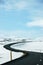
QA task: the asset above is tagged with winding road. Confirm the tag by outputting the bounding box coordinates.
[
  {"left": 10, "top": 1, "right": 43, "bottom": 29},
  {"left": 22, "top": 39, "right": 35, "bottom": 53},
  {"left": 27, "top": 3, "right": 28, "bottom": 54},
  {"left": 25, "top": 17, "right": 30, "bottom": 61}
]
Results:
[{"left": 2, "top": 42, "right": 43, "bottom": 65}]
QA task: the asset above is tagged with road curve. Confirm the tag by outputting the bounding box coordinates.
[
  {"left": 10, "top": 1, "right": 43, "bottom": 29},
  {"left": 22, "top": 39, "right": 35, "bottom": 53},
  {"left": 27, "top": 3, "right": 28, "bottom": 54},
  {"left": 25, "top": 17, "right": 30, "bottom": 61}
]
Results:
[{"left": 2, "top": 42, "right": 43, "bottom": 65}]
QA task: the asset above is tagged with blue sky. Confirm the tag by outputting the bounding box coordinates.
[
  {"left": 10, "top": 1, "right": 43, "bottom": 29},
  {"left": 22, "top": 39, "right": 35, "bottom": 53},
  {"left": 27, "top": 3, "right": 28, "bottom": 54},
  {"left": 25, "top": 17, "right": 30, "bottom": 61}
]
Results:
[{"left": 0, "top": 0, "right": 43, "bottom": 39}]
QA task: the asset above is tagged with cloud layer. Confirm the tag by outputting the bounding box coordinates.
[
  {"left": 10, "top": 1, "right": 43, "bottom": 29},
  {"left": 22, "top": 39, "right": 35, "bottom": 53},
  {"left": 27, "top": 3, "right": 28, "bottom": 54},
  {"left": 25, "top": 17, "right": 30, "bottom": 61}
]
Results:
[
  {"left": 0, "top": 0, "right": 27, "bottom": 10},
  {"left": 26, "top": 19, "right": 43, "bottom": 27}
]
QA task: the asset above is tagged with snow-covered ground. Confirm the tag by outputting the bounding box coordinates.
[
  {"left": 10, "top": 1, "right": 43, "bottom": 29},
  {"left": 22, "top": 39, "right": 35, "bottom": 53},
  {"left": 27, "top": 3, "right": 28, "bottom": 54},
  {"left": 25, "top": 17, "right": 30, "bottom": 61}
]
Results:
[
  {"left": 0, "top": 44, "right": 23, "bottom": 64},
  {"left": 11, "top": 42, "right": 43, "bottom": 53}
]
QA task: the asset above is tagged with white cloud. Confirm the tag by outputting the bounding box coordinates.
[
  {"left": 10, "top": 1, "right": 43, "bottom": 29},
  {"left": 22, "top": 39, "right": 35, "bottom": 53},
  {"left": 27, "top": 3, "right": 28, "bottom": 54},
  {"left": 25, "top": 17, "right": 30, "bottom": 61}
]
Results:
[
  {"left": 0, "top": 30, "right": 43, "bottom": 40},
  {"left": 0, "top": 30, "right": 36, "bottom": 39},
  {"left": 0, "top": 0, "right": 27, "bottom": 11},
  {"left": 4, "top": 4, "right": 12, "bottom": 11},
  {"left": 26, "top": 19, "right": 43, "bottom": 27},
  {"left": 0, "top": 1, "right": 13, "bottom": 10},
  {"left": 15, "top": 1, "right": 27, "bottom": 10}
]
